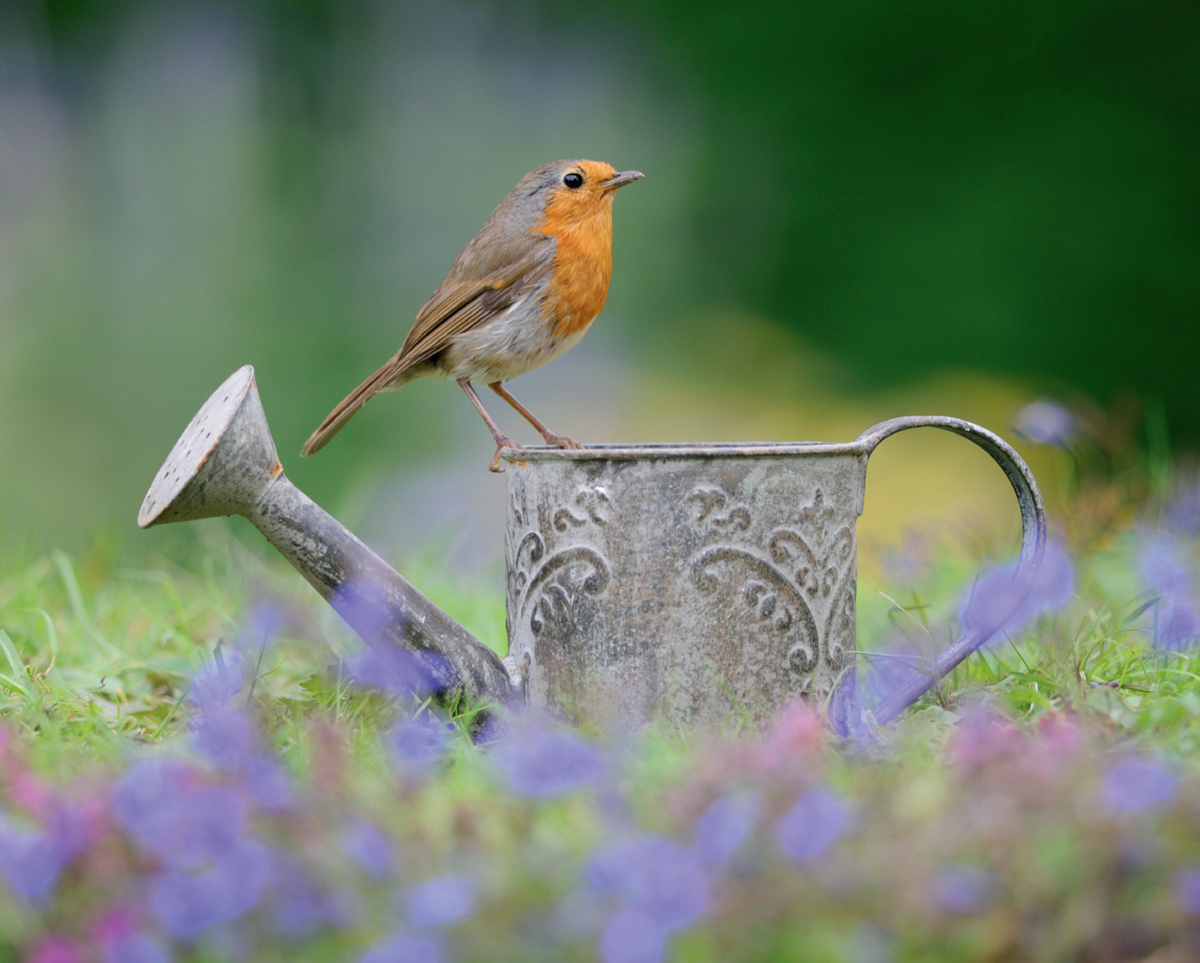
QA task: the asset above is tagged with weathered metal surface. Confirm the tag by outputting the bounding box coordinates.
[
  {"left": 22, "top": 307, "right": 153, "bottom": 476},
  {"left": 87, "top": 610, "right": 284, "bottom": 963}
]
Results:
[
  {"left": 139, "top": 367, "right": 1046, "bottom": 734},
  {"left": 503, "top": 420, "right": 1045, "bottom": 732},
  {"left": 138, "top": 366, "right": 522, "bottom": 712},
  {"left": 504, "top": 444, "right": 865, "bottom": 731}
]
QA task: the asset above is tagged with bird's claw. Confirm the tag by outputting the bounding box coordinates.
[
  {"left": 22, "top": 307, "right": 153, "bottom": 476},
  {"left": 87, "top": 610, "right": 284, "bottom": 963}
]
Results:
[
  {"left": 489, "top": 436, "right": 522, "bottom": 473},
  {"left": 543, "top": 433, "right": 582, "bottom": 451}
]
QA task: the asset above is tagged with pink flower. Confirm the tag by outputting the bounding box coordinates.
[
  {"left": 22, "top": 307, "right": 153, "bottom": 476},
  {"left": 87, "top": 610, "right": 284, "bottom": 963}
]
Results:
[
  {"left": 27, "top": 935, "right": 83, "bottom": 963},
  {"left": 10, "top": 774, "right": 54, "bottom": 819},
  {"left": 754, "top": 702, "right": 827, "bottom": 771},
  {"left": 93, "top": 905, "right": 140, "bottom": 946},
  {"left": 948, "top": 713, "right": 1024, "bottom": 767}
]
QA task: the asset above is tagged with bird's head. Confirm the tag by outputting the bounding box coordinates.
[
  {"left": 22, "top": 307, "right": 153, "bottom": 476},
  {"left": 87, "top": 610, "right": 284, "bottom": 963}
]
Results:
[{"left": 513, "top": 160, "right": 643, "bottom": 230}]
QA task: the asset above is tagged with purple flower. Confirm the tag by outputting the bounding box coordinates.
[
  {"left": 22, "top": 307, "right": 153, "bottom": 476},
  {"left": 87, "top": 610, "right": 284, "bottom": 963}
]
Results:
[
  {"left": 854, "top": 643, "right": 927, "bottom": 716},
  {"left": 187, "top": 666, "right": 292, "bottom": 808},
  {"left": 359, "top": 934, "right": 444, "bottom": 963},
  {"left": 28, "top": 936, "right": 83, "bottom": 963},
  {"left": 190, "top": 706, "right": 254, "bottom": 770},
  {"left": 103, "top": 934, "right": 171, "bottom": 963},
  {"left": 341, "top": 818, "right": 397, "bottom": 879},
  {"left": 1013, "top": 400, "right": 1077, "bottom": 447},
  {"left": 112, "top": 760, "right": 193, "bottom": 852},
  {"left": 692, "top": 794, "right": 759, "bottom": 867},
  {"left": 599, "top": 909, "right": 667, "bottom": 963},
  {"left": 1138, "top": 535, "right": 1200, "bottom": 650},
  {"left": 332, "top": 578, "right": 393, "bottom": 640},
  {"left": 960, "top": 542, "right": 1075, "bottom": 642},
  {"left": 389, "top": 712, "right": 453, "bottom": 775},
  {"left": 190, "top": 649, "right": 245, "bottom": 715},
  {"left": 241, "top": 601, "right": 287, "bottom": 649},
  {"left": 930, "top": 865, "right": 993, "bottom": 914},
  {"left": 335, "top": 581, "right": 450, "bottom": 698},
  {"left": 1167, "top": 483, "right": 1200, "bottom": 537},
  {"left": 1139, "top": 535, "right": 1194, "bottom": 599},
  {"left": 151, "top": 838, "right": 271, "bottom": 939},
  {"left": 44, "top": 803, "right": 92, "bottom": 862},
  {"left": 1103, "top": 758, "right": 1176, "bottom": 814},
  {"left": 113, "top": 762, "right": 246, "bottom": 870},
  {"left": 348, "top": 645, "right": 445, "bottom": 702},
  {"left": 1155, "top": 601, "right": 1200, "bottom": 651},
  {"left": 403, "top": 874, "right": 477, "bottom": 929},
  {"left": 268, "top": 853, "right": 335, "bottom": 940},
  {"left": 497, "top": 728, "right": 603, "bottom": 798},
  {"left": 776, "top": 790, "right": 848, "bottom": 863},
  {"left": 587, "top": 838, "right": 707, "bottom": 930},
  {"left": 1177, "top": 869, "right": 1200, "bottom": 915},
  {"left": 237, "top": 753, "right": 291, "bottom": 810},
  {"left": 0, "top": 815, "right": 71, "bottom": 902}
]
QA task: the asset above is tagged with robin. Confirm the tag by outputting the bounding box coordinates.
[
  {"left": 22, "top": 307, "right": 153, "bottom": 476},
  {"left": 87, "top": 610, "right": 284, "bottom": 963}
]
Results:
[{"left": 301, "top": 159, "right": 643, "bottom": 471}]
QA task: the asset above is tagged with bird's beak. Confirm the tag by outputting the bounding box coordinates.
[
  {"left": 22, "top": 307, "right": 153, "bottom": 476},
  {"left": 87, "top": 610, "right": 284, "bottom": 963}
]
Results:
[{"left": 601, "top": 170, "right": 644, "bottom": 191}]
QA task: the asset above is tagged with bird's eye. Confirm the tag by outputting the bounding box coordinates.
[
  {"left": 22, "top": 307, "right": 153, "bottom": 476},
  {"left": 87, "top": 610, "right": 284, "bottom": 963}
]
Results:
[{"left": 563, "top": 172, "right": 584, "bottom": 189}]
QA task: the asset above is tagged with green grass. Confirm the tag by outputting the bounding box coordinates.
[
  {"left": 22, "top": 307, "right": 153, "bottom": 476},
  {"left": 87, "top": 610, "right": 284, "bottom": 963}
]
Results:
[
  {"left": 4, "top": 516, "right": 1192, "bottom": 758},
  {"left": 2, "top": 468, "right": 1200, "bottom": 961},
  {"left": 857, "top": 527, "right": 1200, "bottom": 756},
  {"left": 0, "top": 519, "right": 509, "bottom": 755}
]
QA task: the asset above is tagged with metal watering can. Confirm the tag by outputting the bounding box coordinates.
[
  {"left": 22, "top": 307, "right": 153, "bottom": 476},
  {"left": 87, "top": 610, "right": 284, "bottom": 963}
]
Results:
[{"left": 138, "top": 366, "right": 1045, "bottom": 732}]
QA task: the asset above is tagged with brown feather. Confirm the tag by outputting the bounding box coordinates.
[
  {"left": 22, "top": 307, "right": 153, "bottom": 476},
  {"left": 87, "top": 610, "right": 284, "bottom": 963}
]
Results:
[
  {"left": 396, "top": 247, "right": 552, "bottom": 369},
  {"left": 300, "top": 359, "right": 407, "bottom": 456},
  {"left": 300, "top": 245, "right": 553, "bottom": 456}
]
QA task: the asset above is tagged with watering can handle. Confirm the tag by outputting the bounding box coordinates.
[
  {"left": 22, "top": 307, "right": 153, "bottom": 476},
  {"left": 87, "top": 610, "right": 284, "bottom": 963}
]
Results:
[{"left": 854, "top": 416, "right": 1048, "bottom": 724}]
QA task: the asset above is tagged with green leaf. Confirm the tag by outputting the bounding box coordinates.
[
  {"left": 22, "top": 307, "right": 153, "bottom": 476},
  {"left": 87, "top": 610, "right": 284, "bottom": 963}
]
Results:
[
  {"left": 0, "top": 630, "right": 33, "bottom": 697},
  {"left": 1005, "top": 686, "right": 1054, "bottom": 708}
]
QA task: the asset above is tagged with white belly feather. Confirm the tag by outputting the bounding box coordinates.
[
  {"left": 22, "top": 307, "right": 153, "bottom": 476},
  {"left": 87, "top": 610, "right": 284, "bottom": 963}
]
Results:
[{"left": 435, "top": 292, "right": 591, "bottom": 384}]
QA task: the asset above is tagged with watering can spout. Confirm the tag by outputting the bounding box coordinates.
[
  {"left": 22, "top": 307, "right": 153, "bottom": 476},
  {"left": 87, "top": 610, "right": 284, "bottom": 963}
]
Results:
[{"left": 138, "top": 365, "right": 523, "bottom": 713}]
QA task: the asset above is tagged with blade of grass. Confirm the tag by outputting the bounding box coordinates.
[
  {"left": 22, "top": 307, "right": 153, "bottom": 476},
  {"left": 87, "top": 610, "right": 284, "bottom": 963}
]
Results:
[
  {"left": 53, "top": 551, "right": 124, "bottom": 660},
  {"left": 150, "top": 681, "right": 193, "bottom": 740},
  {"left": 0, "top": 629, "right": 34, "bottom": 698},
  {"left": 33, "top": 608, "right": 59, "bottom": 662}
]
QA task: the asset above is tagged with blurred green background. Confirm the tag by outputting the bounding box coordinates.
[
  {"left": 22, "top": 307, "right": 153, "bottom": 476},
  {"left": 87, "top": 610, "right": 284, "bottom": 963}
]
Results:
[{"left": 1, "top": 0, "right": 1196, "bottom": 564}]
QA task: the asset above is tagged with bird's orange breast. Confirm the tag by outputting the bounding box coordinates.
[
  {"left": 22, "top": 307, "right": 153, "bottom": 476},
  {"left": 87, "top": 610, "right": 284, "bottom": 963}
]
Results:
[{"left": 534, "top": 178, "right": 616, "bottom": 338}]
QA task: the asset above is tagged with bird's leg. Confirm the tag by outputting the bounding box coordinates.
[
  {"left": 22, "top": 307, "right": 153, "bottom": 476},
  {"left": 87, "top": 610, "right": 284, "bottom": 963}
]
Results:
[
  {"left": 489, "top": 382, "right": 582, "bottom": 451},
  {"left": 458, "top": 379, "right": 521, "bottom": 473}
]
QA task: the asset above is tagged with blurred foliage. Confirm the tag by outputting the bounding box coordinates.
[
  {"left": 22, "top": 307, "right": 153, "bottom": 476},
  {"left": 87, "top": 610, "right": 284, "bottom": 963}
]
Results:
[
  {"left": 18, "top": 0, "right": 1198, "bottom": 424},
  {"left": 613, "top": 0, "right": 1200, "bottom": 433},
  {"left": 1, "top": 0, "right": 1197, "bottom": 549}
]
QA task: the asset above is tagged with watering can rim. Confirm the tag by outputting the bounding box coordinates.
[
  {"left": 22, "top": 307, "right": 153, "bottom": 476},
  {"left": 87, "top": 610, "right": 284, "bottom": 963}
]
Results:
[
  {"left": 500, "top": 440, "right": 870, "bottom": 463},
  {"left": 137, "top": 364, "right": 262, "bottom": 530},
  {"left": 497, "top": 414, "right": 1028, "bottom": 463}
]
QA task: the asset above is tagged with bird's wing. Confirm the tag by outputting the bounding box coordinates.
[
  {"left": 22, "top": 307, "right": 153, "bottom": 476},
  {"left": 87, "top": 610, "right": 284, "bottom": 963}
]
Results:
[
  {"left": 396, "top": 248, "right": 553, "bottom": 371},
  {"left": 300, "top": 243, "right": 553, "bottom": 456}
]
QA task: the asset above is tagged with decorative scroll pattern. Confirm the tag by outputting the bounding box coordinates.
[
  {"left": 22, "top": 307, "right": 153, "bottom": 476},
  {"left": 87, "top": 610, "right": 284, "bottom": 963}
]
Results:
[
  {"left": 511, "top": 486, "right": 612, "bottom": 643},
  {"left": 690, "top": 546, "right": 820, "bottom": 672},
  {"left": 822, "top": 575, "right": 855, "bottom": 671},
  {"left": 553, "top": 485, "right": 611, "bottom": 532},
  {"left": 686, "top": 486, "right": 855, "bottom": 672},
  {"left": 687, "top": 487, "right": 753, "bottom": 532}
]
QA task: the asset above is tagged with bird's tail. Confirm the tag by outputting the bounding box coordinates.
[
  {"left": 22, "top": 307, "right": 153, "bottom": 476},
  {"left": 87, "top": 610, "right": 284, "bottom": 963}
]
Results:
[{"left": 301, "top": 358, "right": 410, "bottom": 456}]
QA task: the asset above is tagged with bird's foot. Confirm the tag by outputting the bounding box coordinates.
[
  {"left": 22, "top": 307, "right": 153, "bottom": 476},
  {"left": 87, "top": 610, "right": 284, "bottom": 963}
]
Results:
[
  {"left": 542, "top": 432, "right": 582, "bottom": 450},
  {"left": 488, "top": 435, "right": 522, "bottom": 473}
]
